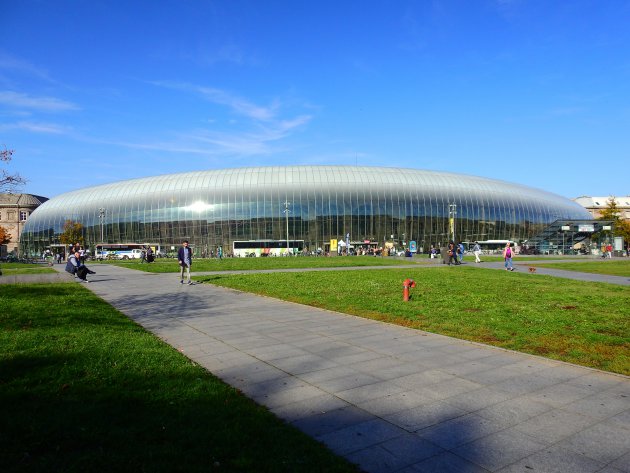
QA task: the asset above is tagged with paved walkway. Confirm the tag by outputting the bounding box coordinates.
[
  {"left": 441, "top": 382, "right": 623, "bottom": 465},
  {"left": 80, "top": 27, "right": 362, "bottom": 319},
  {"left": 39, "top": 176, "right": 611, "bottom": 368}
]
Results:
[{"left": 30, "top": 263, "right": 627, "bottom": 472}]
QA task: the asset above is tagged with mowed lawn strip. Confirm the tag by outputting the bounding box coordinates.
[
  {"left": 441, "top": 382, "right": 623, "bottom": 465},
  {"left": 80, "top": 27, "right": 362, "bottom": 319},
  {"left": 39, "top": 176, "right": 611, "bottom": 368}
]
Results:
[
  {"left": 200, "top": 266, "right": 630, "bottom": 376},
  {"left": 0, "top": 262, "right": 57, "bottom": 275},
  {"left": 527, "top": 259, "right": 630, "bottom": 277},
  {"left": 105, "top": 255, "right": 425, "bottom": 273},
  {"left": 0, "top": 284, "right": 359, "bottom": 473}
]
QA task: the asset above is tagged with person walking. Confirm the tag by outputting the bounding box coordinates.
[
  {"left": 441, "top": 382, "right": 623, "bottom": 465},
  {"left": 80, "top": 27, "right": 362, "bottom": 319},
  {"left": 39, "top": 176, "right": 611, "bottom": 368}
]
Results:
[
  {"left": 606, "top": 244, "right": 613, "bottom": 258},
  {"left": 457, "top": 241, "right": 465, "bottom": 264},
  {"left": 447, "top": 242, "right": 457, "bottom": 266},
  {"left": 473, "top": 241, "right": 482, "bottom": 263},
  {"left": 178, "top": 240, "right": 193, "bottom": 285},
  {"left": 146, "top": 245, "right": 154, "bottom": 263},
  {"left": 503, "top": 242, "right": 514, "bottom": 271}
]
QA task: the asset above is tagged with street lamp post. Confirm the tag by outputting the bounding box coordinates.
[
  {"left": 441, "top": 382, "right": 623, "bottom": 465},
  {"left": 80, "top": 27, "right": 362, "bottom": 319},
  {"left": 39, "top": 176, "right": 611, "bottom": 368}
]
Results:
[
  {"left": 98, "top": 208, "right": 106, "bottom": 243},
  {"left": 283, "top": 201, "right": 291, "bottom": 255},
  {"left": 449, "top": 203, "right": 457, "bottom": 243}
]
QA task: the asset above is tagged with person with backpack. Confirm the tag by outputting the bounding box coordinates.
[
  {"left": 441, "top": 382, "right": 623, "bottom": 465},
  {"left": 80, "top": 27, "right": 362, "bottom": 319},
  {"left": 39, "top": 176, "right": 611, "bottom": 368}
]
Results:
[{"left": 503, "top": 242, "right": 514, "bottom": 271}]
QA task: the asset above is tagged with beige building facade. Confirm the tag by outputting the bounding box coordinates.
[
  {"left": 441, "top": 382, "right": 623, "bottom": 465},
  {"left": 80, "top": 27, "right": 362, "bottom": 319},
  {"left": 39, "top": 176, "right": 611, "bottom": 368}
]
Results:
[
  {"left": 0, "top": 193, "right": 48, "bottom": 257},
  {"left": 573, "top": 196, "right": 630, "bottom": 221}
]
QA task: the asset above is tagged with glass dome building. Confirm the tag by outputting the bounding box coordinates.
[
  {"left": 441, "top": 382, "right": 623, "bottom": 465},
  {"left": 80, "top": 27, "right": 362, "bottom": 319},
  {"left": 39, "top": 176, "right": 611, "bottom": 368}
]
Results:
[{"left": 20, "top": 165, "right": 591, "bottom": 256}]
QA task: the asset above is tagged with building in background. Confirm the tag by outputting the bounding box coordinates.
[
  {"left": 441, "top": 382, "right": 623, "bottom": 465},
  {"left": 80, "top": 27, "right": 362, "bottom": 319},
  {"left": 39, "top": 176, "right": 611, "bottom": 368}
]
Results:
[
  {"left": 0, "top": 193, "right": 49, "bottom": 258},
  {"left": 573, "top": 196, "right": 630, "bottom": 221},
  {"left": 19, "top": 166, "right": 592, "bottom": 257}
]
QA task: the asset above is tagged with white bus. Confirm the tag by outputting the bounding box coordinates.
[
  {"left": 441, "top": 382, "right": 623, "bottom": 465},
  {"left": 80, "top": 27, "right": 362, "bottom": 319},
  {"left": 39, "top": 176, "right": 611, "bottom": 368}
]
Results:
[
  {"left": 233, "top": 240, "right": 305, "bottom": 257},
  {"left": 466, "top": 240, "right": 518, "bottom": 254},
  {"left": 96, "top": 243, "right": 160, "bottom": 260}
]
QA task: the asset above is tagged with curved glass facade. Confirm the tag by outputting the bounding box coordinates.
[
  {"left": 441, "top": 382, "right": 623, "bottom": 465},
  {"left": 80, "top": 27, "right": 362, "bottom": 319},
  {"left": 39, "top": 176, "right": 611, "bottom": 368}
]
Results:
[{"left": 20, "top": 166, "right": 592, "bottom": 255}]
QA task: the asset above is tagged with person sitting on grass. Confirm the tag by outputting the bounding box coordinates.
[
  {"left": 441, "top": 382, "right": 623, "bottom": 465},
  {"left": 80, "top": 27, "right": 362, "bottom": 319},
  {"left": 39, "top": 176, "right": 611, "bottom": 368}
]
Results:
[{"left": 65, "top": 251, "right": 95, "bottom": 282}]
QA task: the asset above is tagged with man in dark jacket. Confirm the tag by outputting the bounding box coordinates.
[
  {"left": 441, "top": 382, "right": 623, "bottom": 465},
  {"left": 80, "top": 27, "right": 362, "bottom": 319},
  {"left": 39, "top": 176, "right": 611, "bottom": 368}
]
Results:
[
  {"left": 177, "top": 240, "right": 193, "bottom": 285},
  {"left": 66, "top": 251, "right": 95, "bottom": 282}
]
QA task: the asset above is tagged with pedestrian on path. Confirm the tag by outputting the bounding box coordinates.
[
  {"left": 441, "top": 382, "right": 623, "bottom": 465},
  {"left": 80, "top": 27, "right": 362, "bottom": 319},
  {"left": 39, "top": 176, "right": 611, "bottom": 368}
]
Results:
[
  {"left": 473, "top": 241, "right": 482, "bottom": 263},
  {"left": 503, "top": 242, "right": 514, "bottom": 271},
  {"left": 178, "top": 240, "right": 193, "bottom": 285}
]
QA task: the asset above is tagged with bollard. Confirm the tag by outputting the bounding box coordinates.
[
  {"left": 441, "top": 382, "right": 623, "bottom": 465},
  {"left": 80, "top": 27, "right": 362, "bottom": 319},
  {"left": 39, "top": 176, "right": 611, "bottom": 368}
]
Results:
[{"left": 402, "top": 278, "right": 416, "bottom": 301}]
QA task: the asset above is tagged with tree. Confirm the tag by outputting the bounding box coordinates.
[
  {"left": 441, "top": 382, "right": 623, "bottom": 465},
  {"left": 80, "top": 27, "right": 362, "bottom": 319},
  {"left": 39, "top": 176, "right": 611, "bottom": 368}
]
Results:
[
  {"left": 596, "top": 197, "right": 630, "bottom": 247},
  {"left": 598, "top": 197, "right": 621, "bottom": 223},
  {"left": 59, "top": 220, "right": 84, "bottom": 246},
  {"left": 0, "top": 225, "right": 11, "bottom": 245},
  {"left": 1, "top": 146, "right": 26, "bottom": 192},
  {"left": 616, "top": 219, "right": 630, "bottom": 246}
]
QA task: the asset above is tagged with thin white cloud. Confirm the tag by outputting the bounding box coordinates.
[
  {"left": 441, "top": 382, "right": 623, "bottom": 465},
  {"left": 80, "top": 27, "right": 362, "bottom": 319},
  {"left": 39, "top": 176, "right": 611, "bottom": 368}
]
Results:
[
  {"left": 0, "top": 120, "right": 71, "bottom": 134},
  {"left": 150, "top": 81, "right": 280, "bottom": 122},
  {"left": 0, "top": 52, "right": 52, "bottom": 81},
  {"left": 135, "top": 81, "right": 313, "bottom": 158},
  {"left": 197, "top": 86, "right": 278, "bottom": 121},
  {"left": 0, "top": 91, "right": 79, "bottom": 111}
]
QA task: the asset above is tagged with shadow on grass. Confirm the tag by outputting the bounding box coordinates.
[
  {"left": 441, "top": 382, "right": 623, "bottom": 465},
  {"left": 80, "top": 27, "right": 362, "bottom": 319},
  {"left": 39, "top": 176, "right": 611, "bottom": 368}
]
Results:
[{"left": 0, "top": 350, "right": 359, "bottom": 473}]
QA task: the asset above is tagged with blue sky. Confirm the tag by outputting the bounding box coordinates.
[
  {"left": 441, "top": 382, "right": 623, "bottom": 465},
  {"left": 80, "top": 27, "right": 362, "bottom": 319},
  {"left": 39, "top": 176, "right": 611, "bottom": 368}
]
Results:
[{"left": 1, "top": 0, "right": 629, "bottom": 199}]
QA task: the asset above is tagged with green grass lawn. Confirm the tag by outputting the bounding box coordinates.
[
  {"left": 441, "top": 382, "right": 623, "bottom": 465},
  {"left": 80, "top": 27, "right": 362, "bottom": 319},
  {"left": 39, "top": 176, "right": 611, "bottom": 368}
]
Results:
[
  {"left": 527, "top": 259, "right": 630, "bottom": 277},
  {"left": 0, "top": 262, "right": 57, "bottom": 275},
  {"left": 199, "top": 266, "right": 630, "bottom": 376},
  {"left": 104, "top": 255, "right": 424, "bottom": 272},
  {"left": 0, "top": 284, "right": 358, "bottom": 473}
]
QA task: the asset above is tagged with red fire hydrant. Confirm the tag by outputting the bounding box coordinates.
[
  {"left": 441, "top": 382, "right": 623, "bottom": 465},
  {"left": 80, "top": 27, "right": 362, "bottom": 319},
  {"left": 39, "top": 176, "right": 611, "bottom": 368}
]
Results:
[{"left": 403, "top": 278, "right": 416, "bottom": 301}]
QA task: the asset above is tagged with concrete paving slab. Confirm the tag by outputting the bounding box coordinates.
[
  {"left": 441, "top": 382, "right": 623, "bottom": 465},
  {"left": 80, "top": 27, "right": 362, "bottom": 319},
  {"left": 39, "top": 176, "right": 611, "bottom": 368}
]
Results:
[
  {"left": 495, "top": 445, "right": 605, "bottom": 473},
  {"left": 290, "top": 405, "right": 374, "bottom": 437},
  {"left": 385, "top": 399, "right": 469, "bottom": 432},
  {"left": 406, "top": 450, "right": 490, "bottom": 472},
  {"left": 451, "top": 429, "right": 547, "bottom": 471},
  {"left": 316, "top": 417, "right": 409, "bottom": 456},
  {"left": 345, "top": 432, "right": 444, "bottom": 473},
  {"left": 39, "top": 263, "right": 630, "bottom": 472}
]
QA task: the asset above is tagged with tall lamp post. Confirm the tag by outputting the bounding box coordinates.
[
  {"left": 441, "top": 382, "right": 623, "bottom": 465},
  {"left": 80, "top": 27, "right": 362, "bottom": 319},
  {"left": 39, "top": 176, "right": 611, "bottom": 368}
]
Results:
[
  {"left": 449, "top": 203, "right": 457, "bottom": 243},
  {"left": 283, "top": 201, "right": 291, "bottom": 255},
  {"left": 98, "top": 208, "right": 106, "bottom": 243}
]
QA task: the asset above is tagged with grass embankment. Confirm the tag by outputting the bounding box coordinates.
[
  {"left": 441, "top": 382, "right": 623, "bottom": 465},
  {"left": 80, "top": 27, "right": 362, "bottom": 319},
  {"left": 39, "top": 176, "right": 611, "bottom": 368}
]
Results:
[
  {"left": 0, "top": 284, "right": 358, "bottom": 473},
  {"left": 105, "top": 255, "right": 424, "bottom": 273},
  {"left": 528, "top": 259, "right": 630, "bottom": 277},
  {"left": 0, "top": 262, "right": 57, "bottom": 275},
  {"left": 200, "top": 266, "right": 630, "bottom": 375}
]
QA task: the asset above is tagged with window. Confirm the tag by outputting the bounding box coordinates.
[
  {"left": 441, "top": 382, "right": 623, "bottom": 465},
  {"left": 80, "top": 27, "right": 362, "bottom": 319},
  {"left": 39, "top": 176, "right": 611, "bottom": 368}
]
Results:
[{"left": 20, "top": 211, "right": 28, "bottom": 221}]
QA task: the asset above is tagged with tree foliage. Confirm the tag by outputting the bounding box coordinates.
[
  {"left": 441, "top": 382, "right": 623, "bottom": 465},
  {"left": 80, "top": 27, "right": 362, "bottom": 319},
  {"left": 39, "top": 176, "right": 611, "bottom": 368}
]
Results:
[
  {"left": 1, "top": 146, "right": 26, "bottom": 193},
  {"left": 615, "top": 219, "right": 630, "bottom": 245},
  {"left": 0, "top": 225, "right": 11, "bottom": 245},
  {"left": 597, "top": 197, "right": 630, "bottom": 244},
  {"left": 598, "top": 197, "right": 621, "bottom": 223},
  {"left": 59, "top": 220, "right": 84, "bottom": 246}
]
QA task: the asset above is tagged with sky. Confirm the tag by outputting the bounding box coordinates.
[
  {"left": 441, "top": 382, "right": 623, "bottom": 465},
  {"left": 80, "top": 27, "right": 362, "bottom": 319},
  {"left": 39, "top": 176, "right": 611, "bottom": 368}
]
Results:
[{"left": 1, "top": 0, "right": 629, "bottom": 200}]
